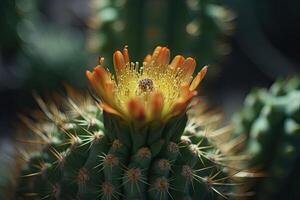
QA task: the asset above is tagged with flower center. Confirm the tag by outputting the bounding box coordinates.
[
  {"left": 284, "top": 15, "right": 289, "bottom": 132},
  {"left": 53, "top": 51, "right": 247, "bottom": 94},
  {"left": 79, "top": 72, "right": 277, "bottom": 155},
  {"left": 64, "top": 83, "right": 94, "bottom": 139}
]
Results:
[{"left": 138, "top": 78, "right": 154, "bottom": 92}]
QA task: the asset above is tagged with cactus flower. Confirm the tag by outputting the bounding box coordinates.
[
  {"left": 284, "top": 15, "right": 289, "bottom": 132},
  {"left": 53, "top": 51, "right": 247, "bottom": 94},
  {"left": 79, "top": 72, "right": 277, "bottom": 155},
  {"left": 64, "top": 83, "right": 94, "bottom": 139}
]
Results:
[{"left": 86, "top": 46, "right": 208, "bottom": 122}]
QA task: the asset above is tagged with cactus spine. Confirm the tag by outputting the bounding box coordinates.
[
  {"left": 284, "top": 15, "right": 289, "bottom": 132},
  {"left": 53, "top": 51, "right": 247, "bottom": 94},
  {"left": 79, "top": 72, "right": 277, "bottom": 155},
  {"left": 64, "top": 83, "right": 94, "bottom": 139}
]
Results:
[{"left": 233, "top": 76, "right": 300, "bottom": 200}]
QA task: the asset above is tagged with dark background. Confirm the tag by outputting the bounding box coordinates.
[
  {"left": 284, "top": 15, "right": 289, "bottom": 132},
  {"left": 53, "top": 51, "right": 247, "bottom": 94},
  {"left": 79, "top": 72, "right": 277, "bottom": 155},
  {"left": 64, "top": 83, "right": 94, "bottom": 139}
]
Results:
[{"left": 0, "top": 0, "right": 299, "bottom": 141}]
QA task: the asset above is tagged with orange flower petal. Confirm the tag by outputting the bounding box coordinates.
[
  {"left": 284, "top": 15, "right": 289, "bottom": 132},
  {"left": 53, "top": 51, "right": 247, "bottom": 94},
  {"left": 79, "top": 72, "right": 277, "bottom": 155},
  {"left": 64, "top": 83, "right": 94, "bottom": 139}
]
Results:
[
  {"left": 103, "top": 81, "right": 115, "bottom": 102},
  {"left": 169, "top": 55, "right": 185, "bottom": 71},
  {"left": 151, "top": 46, "right": 162, "bottom": 61},
  {"left": 181, "top": 57, "right": 196, "bottom": 82},
  {"left": 86, "top": 66, "right": 113, "bottom": 102},
  {"left": 94, "top": 66, "right": 111, "bottom": 82},
  {"left": 189, "top": 65, "right": 208, "bottom": 91},
  {"left": 100, "top": 102, "right": 123, "bottom": 118},
  {"left": 113, "top": 50, "right": 125, "bottom": 72},
  {"left": 156, "top": 47, "right": 170, "bottom": 66},
  {"left": 170, "top": 92, "right": 197, "bottom": 117},
  {"left": 170, "top": 84, "right": 197, "bottom": 117},
  {"left": 150, "top": 91, "right": 164, "bottom": 118},
  {"left": 181, "top": 84, "right": 197, "bottom": 101},
  {"left": 86, "top": 69, "right": 104, "bottom": 96},
  {"left": 86, "top": 70, "right": 94, "bottom": 83},
  {"left": 127, "top": 98, "right": 146, "bottom": 121}
]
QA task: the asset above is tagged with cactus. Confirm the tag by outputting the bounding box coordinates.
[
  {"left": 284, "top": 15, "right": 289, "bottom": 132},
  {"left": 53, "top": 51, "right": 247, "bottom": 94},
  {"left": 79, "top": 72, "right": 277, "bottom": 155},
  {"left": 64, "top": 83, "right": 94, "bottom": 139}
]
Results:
[
  {"left": 87, "top": 0, "right": 234, "bottom": 78},
  {"left": 233, "top": 76, "right": 300, "bottom": 200},
  {"left": 14, "top": 46, "right": 249, "bottom": 200}
]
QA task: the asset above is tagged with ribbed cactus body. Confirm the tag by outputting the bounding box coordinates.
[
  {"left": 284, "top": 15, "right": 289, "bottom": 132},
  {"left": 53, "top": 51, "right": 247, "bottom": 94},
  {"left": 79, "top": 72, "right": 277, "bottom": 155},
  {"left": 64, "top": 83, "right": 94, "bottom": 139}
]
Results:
[
  {"left": 14, "top": 91, "right": 244, "bottom": 200},
  {"left": 233, "top": 77, "right": 300, "bottom": 200}
]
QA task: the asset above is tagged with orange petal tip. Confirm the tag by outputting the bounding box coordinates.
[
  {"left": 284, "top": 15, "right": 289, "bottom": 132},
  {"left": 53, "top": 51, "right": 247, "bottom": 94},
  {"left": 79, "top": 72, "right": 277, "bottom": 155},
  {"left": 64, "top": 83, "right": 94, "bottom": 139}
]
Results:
[
  {"left": 156, "top": 47, "right": 170, "bottom": 66},
  {"left": 170, "top": 55, "right": 185, "bottom": 71},
  {"left": 144, "top": 54, "right": 152, "bottom": 63},
  {"left": 189, "top": 65, "right": 208, "bottom": 91},
  {"left": 113, "top": 50, "right": 125, "bottom": 72},
  {"left": 86, "top": 70, "right": 92, "bottom": 78}
]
